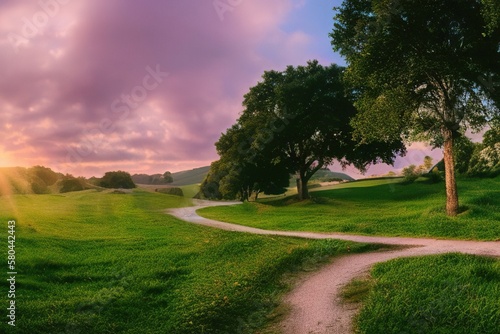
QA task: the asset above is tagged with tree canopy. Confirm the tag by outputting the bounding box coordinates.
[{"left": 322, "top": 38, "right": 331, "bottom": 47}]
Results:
[
  {"left": 331, "top": 0, "right": 500, "bottom": 215},
  {"left": 201, "top": 60, "right": 404, "bottom": 200},
  {"left": 99, "top": 171, "right": 136, "bottom": 189}
]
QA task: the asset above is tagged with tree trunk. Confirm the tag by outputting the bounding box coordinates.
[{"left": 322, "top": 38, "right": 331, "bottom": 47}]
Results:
[
  {"left": 296, "top": 173, "right": 310, "bottom": 200},
  {"left": 442, "top": 128, "right": 459, "bottom": 216}
]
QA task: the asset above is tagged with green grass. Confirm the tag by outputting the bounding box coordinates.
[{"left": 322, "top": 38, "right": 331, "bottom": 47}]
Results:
[
  {"left": 179, "top": 183, "right": 200, "bottom": 198},
  {"left": 353, "top": 253, "right": 500, "bottom": 334},
  {"left": 198, "top": 176, "right": 500, "bottom": 240},
  {"left": 0, "top": 190, "right": 376, "bottom": 333}
]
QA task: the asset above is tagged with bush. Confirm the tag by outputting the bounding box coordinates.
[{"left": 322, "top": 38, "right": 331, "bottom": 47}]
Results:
[
  {"left": 401, "top": 165, "right": 420, "bottom": 184},
  {"left": 155, "top": 187, "right": 184, "bottom": 196},
  {"left": 30, "top": 178, "right": 49, "bottom": 194},
  {"left": 28, "top": 166, "right": 59, "bottom": 186},
  {"left": 423, "top": 167, "right": 443, "bottom": 184},
  {"left": 99, "top": 171, "right": 136, "bottom": 189},
  {"left": 60, "top": 178, "right": 86, "bottom": 193}
]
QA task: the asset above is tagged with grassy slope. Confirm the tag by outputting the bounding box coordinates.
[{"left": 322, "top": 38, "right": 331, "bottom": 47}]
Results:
[
  {"left": 170, "top": 166, "right": 210, "bottom": 186},
  {"left": 352, "top": 253, "right": 500, "bottom": 334},
  {"left": 0, "top": 190, "right": 374, "bottom": 334},
  {"left": 198, "top": 176, "right": 500, "bottom": 240}
]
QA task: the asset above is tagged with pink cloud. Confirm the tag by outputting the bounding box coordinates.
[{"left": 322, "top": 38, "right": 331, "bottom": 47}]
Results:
[
  {"left": 0, "top": 0, "right": 309, "bottom": 176},
  {"left": 2, "top": 0, "right": 463, "bottom": 180}
]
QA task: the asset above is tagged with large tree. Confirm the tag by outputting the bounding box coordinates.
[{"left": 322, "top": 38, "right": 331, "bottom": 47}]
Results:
[
  {"left": 200, "top": 124, "right": 290, "bottom": 201},
  {"left": 331, "top": 0, "right": 500, "bottom": 215},
  {"left": 204, "top": 60, "right": 404, "bottom": 200}
]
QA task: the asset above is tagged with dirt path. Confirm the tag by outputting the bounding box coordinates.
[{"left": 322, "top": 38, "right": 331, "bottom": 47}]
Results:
[{"left": 167, "top": 200, "right": 500, "bottom": 334}]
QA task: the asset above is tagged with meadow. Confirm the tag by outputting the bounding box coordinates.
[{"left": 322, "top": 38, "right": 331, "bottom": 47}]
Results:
[
  {"left": 198, "top": 176, "right": 500, "bottom": 240},
  {"left": 0, "top": 189, "right": 376, "bottom": 334},
  {"left": 346, "top": 253, "right": 500, "bottom": 334}
]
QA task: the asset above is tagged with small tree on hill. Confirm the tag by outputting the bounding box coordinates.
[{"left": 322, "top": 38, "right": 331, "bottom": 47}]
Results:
[{"left": 163, "top": 171, "right": 174, "bottom": 183}]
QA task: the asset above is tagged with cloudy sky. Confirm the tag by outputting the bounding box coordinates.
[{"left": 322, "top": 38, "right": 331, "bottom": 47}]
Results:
[{"left": 0, "top": 0, "right": 444, "bottom": 178}]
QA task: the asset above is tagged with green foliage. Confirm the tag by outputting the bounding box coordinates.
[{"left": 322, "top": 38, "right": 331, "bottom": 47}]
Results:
[
  {"left": 155, "top": 187, "right": 184, "bottom": 196},
  {"left": 202, "top": 60, "right": 403, "bottom": 201},
  {"left": 59, "top": 177, "right": 87, "bottom": 193},
  {"left": 0, "top": 191, "right": 371, "bottom": 333},
  {"left": 467, "top": 126, "right": 500, "bottom": 177},
  {"left": 28, "top": 165, "right": 59, "bottom": 186},
  {"left": 25, "top": 165, "right": 62, "bottom": 194},
  {"left": 401, "top": 164, "right": 420, "bottom": 184},
  {"left": 163, "top": 171, "right": 173, "bottom": 183},
  {"left": 454, "top": 136, "right": 477, "bottom": 174},
  {"left": 331, "top": 0, "right": 500, "bottom": 215},
  {"left": 355, "top": 254, "right": 500, "bottom": 333},
  {"left": 401, "top": 156, "right": 440, "bottom": 184},
  {"left": 424, "top": 167, "right": 444, "bottom": 184},
  {"left": 199, "top": 176, "right": 500, "bottom": 240},
  {"left": 99, "top": 171, "right": 136, "bottom": 189}
]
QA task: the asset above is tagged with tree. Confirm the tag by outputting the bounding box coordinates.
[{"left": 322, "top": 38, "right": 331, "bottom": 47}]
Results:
[
  {"left": 203, "top": 60, "right": 404, "bottom": 200},
  {"left": 99, "top": 171, "right": 136, "bottom": 189},
  {"left": 468, "top": 125, "right": 500, "bottom": 176},
  {"left": 331, "top": 0, "right": 500, "bottom": 215},
  {"left": 200, "top": 124, "right": 290, "bottom": 201},
  {"left": 423, "top": 156, "right": 434, "bottom": 171},
  {"left": 163, "top": 171, "right": 173, "bottom": 183}
]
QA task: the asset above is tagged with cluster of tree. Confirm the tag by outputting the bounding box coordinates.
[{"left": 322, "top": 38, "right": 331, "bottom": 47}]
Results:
[
  {"left": 331, "top": 0, "right": 499, "bottom": 216},
  {"left": 99, "top": 171, "right": 136, "bottom": 189},
  {"left": 59, "top": 175, "right": 89, "bottom": 193},
  {"left": 131, "top": 172, "right": 173, "bottom": 185},
  {"left": 28, "top": 166, "right": 60, "bottom": 194},
  {"left": 200, "top": 61, "right": 404, "bottom": 201},
  {"left": 0, "top": 166, "right": 91, "bottom": 194}
]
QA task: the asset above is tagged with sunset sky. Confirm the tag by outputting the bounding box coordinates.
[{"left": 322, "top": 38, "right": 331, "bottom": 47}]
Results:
[{"left": 0, "top": 0, "right": 446, "bottom": 178}]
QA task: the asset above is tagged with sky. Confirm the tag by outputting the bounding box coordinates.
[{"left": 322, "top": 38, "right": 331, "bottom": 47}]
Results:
[{"left": 0, "top": 0, "right": 446, "bottom": 178}]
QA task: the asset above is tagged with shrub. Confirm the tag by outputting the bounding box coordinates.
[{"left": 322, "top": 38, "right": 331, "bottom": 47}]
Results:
[
  {"left": 156, "top": 187, "right": 184, "bottom": 196},
  {"left": 60, "top": 178, "right": 86, "bottom": 193},
  {"left": 30, "top": 177, "right": 49, "bottom": 194},
  {"left": 99, "top": 171, "right": 136, "bottom": 189},
  {"left": 423, "top": 167, "right": 443, "bottom": 184},
  {"left": 28, "top": 166, "right": 59, "bottom": 186},
  {"left": 401, "top": 165, "right": 420, "bottom": 184}
]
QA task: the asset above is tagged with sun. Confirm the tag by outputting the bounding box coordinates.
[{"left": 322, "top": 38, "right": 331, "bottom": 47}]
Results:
[{"left": 0, "top": 150, "right": 15, "bottom": 168}]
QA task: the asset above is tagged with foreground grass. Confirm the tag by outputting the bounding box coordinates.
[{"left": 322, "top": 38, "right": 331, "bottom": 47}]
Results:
[
  {"left": 199, "top": 176, "right": 500, "bottom": 240},
  {"left": 353, "top": 253, "right": 500, "bottom": 334},
  {"left": 0, "top": 190, "right": 375, "bottom": 333}
]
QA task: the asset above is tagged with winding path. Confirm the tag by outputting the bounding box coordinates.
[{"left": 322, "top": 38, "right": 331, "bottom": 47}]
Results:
[{"left": 167, "top": 200, "right": 500, "bottom": 334}]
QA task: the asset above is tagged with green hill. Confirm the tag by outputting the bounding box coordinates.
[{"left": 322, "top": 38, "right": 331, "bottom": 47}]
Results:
[
  {"left": 289, "top": 168, "right": 355, "bottom": 185},
  {"left": 170, "top": 166, "right": 210, "bottom": 186},
  {"left": 132, "top": 166, "right": 209, "bottom": 186},
  {"left": 0, "top": 166, "right": 92, "bottom": 195}
]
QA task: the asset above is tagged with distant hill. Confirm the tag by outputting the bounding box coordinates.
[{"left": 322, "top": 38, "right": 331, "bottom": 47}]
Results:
[
  {"left": 311, "top": 169, "right": 355, "bottom": 182},
  {"left": 132, "top": 166, "right": 210, "bottom": 186},
  {"left": 289, "top": 168, "right": 355, "bottom": 185},
  {"left": 170, "top": 166, "right": 210, "bottom": 186},
  {"left": 131, "top": 173, "right": 171, "bottom": 185}
]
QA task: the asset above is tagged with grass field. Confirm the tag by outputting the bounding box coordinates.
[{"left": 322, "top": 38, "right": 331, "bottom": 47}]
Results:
[
  {"left": 0, "top": 189, "right": 377, "bottom": 334},
  {"left": 198, "top": 176, "right": 500, "bottom": 240},
  {"left": 349, "top": 253, "right": 500, "bottom": 334}
]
